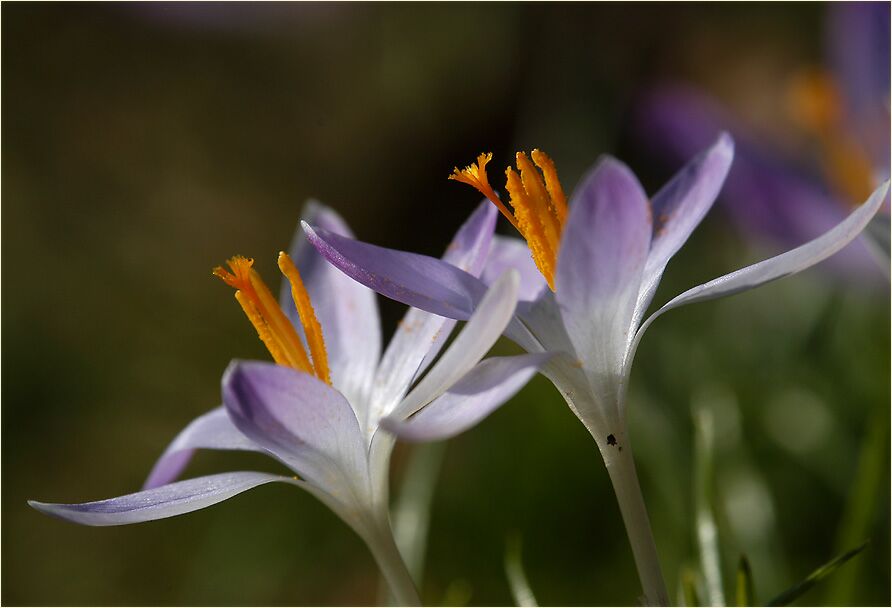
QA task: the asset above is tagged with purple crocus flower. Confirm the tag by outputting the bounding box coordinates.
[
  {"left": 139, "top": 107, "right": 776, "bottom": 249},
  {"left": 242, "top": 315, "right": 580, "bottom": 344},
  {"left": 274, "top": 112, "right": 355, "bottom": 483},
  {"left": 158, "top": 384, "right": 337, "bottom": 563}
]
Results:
[
  {"left": 635, "top": 2, "right": 890, "bottom": 281},
  {"left": 30, "top": 201, "right": 546, "bottom": 606},
  {"left": 302, "top": 135, "right": 889, "bottom": 605}
]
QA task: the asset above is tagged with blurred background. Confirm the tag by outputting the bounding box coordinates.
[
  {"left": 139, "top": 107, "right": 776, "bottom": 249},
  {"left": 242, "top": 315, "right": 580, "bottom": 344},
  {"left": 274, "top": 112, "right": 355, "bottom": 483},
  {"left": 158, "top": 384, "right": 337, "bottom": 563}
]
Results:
[{"left": 3, "top": 2, "right": 889, "bottom": 605}]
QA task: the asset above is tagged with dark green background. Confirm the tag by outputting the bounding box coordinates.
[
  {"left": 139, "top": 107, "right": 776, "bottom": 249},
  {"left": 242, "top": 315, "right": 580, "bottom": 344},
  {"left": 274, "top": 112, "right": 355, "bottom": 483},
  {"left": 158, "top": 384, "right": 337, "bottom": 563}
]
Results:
[{"left": 3, "top": 3, "right": 888, "bottom": 605}]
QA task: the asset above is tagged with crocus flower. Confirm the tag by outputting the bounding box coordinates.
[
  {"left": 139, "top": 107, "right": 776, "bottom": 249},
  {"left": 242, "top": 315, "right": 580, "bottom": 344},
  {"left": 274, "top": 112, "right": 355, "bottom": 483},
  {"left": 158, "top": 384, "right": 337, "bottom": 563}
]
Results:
[
  {"left": 30, "top": 201, "right": 547, "bottom": 606},
  {"left": 302, "top": 135, "right": 889, "bottom": 605},
  {"left": 635, "top": 2, "right": 889, "bottom": 281}
]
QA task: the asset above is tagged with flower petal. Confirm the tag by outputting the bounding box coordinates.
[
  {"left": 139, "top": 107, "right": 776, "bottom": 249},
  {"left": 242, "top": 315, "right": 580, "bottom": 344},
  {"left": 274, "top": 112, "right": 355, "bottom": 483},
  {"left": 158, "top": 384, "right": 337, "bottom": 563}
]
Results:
[
  {"left": 555, "top": 157, "right": 652, "bottom": 399},
  {"left": 143, "top": 406, "right": 261, "bottom": 490},
  {"left": 827, "top": 2, "right": 890, "bottom": 169},
  {"left": 302, "top": 221, "right": 487, "bottom": 321},
  {"left": 482, "top": 236, "right": 547, "bottom": 302},
  {"left": 393, "top": 270, "right": 520, "bottom": 420},
  {"left": 30, "top": 472, "right": 301, "bottom": 526},
  {"left": 635, "top": 86, "right": 884, "bottom": 283},
  {"left": 369, "top": 202, "right": 497, "bottom": 421},
  {"left": 630, "top": 181, "right": 890, "bottom": 372},
  {"left": 282, "top": 201, "right": 381, "bottom": 405},
  {"left": 222, "top": 361, "right": 370, "bottom": 503},
  {"left": 633, "top": 134, "right": 734, "bottom": 326},
  {"left": 381, "top": 354, "right": 550, "bottom": 442}
]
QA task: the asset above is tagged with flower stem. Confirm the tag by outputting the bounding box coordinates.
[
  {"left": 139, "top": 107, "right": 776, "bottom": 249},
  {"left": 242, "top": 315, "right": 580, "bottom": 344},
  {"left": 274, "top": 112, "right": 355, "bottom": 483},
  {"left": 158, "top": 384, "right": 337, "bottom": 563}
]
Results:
[
  {"left": 366, "top": 518, "right": 422, "bottom": 606},
  {"left": 602, "top": 439, "right": 669, "bottom": 606}
]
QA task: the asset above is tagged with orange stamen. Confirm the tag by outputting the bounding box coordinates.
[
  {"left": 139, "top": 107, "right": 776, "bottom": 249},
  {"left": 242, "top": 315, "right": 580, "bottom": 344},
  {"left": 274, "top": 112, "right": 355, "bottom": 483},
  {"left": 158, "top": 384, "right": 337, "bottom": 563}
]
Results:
[
  {"left": 531, "top": 149, "right": 568, "bottom": 223},
  {"left": 278, "top": 252, "right": 330, "bottom": 384},
  {"left": 449, "top": 153, "right": 521, "bottom": 231},
  {"left": 449, "top": 149, "right": 568, "bottom": 291},
  {"left": 215, "top": 255, "right": 330, "bottom": 383},
  {"left": 505, "top": 166, "right": 558, "bottom": 290}
]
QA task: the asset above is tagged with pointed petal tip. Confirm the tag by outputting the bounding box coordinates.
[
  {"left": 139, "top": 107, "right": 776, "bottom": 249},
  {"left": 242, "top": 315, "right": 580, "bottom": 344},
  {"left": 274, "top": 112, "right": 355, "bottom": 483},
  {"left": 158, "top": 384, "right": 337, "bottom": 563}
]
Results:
[{"left": 714, "top": 131, "right": 735, "bottom": 157}]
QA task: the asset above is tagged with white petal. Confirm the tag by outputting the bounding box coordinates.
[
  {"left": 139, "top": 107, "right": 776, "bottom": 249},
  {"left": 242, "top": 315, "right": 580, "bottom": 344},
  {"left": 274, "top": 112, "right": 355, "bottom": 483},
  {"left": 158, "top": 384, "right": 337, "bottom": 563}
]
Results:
[
  {"left": 283, "top": 201, "right": 381, "bottom": 406},
  {"left": 30, "top": 472, "right": 302, "bottom": 526},
  {"left": 393, "top": 271, "right": 520, "bottom": 420},
  {"left": 381, "top": 354, "right": 549, "bottom": 442},
  {"left": 628, "top": 181, "right": 890, "bottom": 374},
  {"left": 143, "top": 406, "right": 260, "bottom": 489}
]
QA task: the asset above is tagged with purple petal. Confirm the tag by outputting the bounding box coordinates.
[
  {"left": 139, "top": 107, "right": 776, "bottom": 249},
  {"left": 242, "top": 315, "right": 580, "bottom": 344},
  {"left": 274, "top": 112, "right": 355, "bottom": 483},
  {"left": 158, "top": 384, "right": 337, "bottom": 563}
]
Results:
[
  {"left": 30, "top": 472, "right": 300, "bottom": 526},
  {"left": 381, "top": 354, "right": 550, "bottom": 442},
  {"left": 555, "top": 157, "right": 652, "bottom": 389},
  {"left": 302, "top": 222, "right": 487, "bottom": 321},
  {"left": 222, "top": 361, "right": 369, "bottom": 500},
  {"left": 143, "top": 406, "right": 260, "bottom": 490},
  {"left": 482, "top": 236, "right": 547, "bottom": 302},
  {"left": 827, "top": 2, "right": 890, "bottom": 169},
  {"left": 394, "top": 271, "right": 520, "bottom": 420},
  {"left": 440, "top": 201, "right": 498, "bottom": 274},
  {"left": 632, "top": 181, "right": 890, "bottom": 371},
  {"left": 635, "top": 134, "right": 734, "bottom": 322},
  {"left": 282, "top": 201, "right": 381, "bottom": 405},
  {"left": 369, "top": 203, "right": 498, "bottom": 421},
  {"left": 635, "top": 86, "right": 883, "bottom": 282}
]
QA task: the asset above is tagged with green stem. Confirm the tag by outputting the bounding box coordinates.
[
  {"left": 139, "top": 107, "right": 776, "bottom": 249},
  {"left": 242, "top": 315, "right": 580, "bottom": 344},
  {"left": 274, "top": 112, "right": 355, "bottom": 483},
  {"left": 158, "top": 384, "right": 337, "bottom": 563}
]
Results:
[
  {"left": 602, "top": 437, "right": 670, "bottom": 606},
  {"left": 366, "top": 517, "right": 422, "bottom": 606}
]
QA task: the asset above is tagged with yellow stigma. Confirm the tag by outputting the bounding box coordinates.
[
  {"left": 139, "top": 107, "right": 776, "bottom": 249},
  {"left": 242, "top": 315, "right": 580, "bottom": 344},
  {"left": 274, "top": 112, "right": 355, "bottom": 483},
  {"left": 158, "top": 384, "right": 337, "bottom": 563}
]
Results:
[
  {"left": 214, "top": 255, "right": 330, "bottom": 384},
  {"left": 787, "top": 69, "right": 875, "bottom": 204},
  {"left": 450, "top": 149, "right": 567, "bottom": 290}
]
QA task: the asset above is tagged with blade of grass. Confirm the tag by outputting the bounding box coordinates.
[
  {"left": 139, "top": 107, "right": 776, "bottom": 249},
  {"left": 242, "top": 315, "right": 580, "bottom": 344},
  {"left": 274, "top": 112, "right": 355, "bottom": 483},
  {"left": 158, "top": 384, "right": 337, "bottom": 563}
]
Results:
[
  {"left": 677, "top": 566, "right": 702, "bottom": 607},
  {"left": 693, "top": 406, "right": 725, "bottom": 606},
  {"left": 505, "top": 534, "right": 538, "bottom": 607},
  {"left": 824, "top": 409, "right": 888, "bottom": 604},
  {"left": 765, "top": 542, "right": 869, "bottom": 606},
  {"left": 735, "top": 555, "right": 756, "bottom": 606}
]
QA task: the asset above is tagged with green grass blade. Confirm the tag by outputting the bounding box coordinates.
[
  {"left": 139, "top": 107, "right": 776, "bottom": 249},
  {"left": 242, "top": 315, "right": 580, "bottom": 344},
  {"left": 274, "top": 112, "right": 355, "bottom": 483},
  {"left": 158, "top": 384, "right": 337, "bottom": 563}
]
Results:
[
  {"left": 735, "top": 555, "right": 756, "bottom": 606},
  {"left": 824, "top": 410, "right": 889, "bottom": 604},
  {"left": 678, "top": 566, "right": 702, "bottom": 607},
  {"left": 504, "top": 534, "right": 538, "bottom": 607},
  {"left": 693, "top": 406, "right": 725, "bottom": 606},
  {"left": 765, "top": 542, "right": 869, "bottom": 606}
]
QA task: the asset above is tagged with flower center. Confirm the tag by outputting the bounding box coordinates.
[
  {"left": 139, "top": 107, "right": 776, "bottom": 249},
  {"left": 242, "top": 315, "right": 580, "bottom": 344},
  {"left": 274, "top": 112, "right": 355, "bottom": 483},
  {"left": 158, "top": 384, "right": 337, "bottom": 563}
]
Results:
[
  {"left": 786, "top": 69, "right": 875, "bottom": 204},
  {"left": 214, "top": 253, "right": 331, "bottom": 384},
  {"left": 450, "top": 150, "right": 567, "bottom": 290}
]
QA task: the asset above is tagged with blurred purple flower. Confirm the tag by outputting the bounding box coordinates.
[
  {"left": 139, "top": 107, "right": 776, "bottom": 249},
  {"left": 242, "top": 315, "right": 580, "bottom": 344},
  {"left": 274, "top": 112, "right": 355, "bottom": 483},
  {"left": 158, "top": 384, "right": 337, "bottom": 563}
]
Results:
[
  {"left": 302, "top": 136, "right": 888, "bottom": 604},
  {"left": 634, "top": 2, "right": 889, "bottom": 281},
  {"left": 30, "top": 201, "right": 545, "bottom": 605}
]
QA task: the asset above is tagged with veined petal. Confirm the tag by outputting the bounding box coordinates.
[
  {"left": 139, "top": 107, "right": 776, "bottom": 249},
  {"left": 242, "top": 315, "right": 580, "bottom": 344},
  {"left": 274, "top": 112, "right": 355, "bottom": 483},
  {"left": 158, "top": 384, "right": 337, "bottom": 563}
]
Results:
[
  {"left": 222, "top": 361, "right": 370, "bottom": 505},
  {"left": 555, "top": 157, "right": 652, "bottom": 403},
  {"left": 369, "top": 203, "right": 497, "bottom": 424},
  {"left": 483, "top": 235, "right": 548, "bottom": 302},
  {"left": 393, "top": 271, "right": 520, "bottom": 420},
  {"left": 30, "top": 472, "right": 301, "bottom": 526},
  {"left": 283, "top": 201, "right": 381, "bottom": 405},
  {"left": 143, "top": 406, "right": 261, "bottom": 490},
  {"left": 381, "top": 354, "right": 550, "bottom": 442},
  {"left": 633, "top": 134, "right": 734, "bottom": 327},
  {"left": 629, "top": 181, "right": 890, "bottom": 373},
  {"left": 302, "top": 222, "right": 487, "bottom": 321}
]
